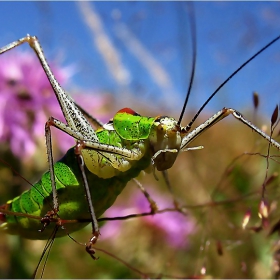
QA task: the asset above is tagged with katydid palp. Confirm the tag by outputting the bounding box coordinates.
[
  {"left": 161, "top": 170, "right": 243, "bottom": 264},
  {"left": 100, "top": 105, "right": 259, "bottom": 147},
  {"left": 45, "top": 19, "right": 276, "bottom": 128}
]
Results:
[{"left": 1, "top": 11, "right": 280, "bottom": 279}]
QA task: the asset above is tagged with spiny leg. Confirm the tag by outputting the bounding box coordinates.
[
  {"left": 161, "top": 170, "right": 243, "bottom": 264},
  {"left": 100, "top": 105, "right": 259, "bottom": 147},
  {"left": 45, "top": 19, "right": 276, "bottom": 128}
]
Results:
[
  {"left": 180, "top": 106, "right": 280, "bottom": 233},
  {"left": 228, "top": 107, "right": 280, "bottom": 149},
  {"left": 46, "top": 116, "right": 145, "bottom": 167},
  {"left": 38, "top": 121, "right": 60, "bottom": 232},
  {"left": 74, "top": 141, "right": 99, "bottom": 260},
  {"left": 74, "top": 102, "right": 104, "bottom": 130},
  {"left": 1, "top": 36, "right": 145, "bottom": 161},
  {"left": 181, "top": 107, "right": 280, "bottom": 151},
  {"left": 0, "top": 36, "right": 60, "bottom": 226}
]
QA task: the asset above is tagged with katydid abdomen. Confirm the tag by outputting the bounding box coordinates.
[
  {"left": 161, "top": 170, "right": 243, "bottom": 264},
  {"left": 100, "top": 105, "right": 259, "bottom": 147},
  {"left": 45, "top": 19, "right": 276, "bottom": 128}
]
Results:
[{"left": 0, "top": 146, "right": 151, "bottom": 239}]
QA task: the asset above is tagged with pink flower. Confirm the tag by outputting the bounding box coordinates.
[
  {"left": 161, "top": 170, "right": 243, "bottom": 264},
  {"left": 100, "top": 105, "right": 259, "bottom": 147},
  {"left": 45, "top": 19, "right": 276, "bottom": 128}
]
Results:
[
  {"left": 0, "top": 51, "right": 110, "bottom": 159},
  {"left": 101, "top": 189, "right": 195, "bottom": 248}
]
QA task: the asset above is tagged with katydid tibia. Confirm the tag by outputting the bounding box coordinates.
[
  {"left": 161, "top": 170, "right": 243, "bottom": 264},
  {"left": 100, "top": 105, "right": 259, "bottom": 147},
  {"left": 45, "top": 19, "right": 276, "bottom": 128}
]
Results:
[{"left": 0, "top": 32, "right": 280, "bottom": 274}]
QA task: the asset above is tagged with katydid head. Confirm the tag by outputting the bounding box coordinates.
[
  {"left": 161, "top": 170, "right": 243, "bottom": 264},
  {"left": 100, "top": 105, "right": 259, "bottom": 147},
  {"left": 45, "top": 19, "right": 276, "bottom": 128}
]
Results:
[
  {"left": 113, "top": 108, "right": 188, "bottom": 171},
  {"left": 149, "top": 116, "right": 188, "bottom": 171}
]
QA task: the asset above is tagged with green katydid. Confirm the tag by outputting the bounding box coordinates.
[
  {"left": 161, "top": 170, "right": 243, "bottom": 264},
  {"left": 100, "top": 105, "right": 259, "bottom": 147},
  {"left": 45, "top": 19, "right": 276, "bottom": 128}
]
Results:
[
  {"left": 1, "top": 33, "right": 280, "bottom": 258},
  {"left": 0, "top": 19, "right": 280, "bottom": 278}
]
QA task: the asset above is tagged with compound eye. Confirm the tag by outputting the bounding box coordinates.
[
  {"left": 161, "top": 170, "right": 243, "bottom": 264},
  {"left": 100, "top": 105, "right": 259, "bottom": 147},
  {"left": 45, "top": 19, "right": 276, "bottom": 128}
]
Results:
[{"left": 157, "top": 123, "right": 164, "bottom": 132}]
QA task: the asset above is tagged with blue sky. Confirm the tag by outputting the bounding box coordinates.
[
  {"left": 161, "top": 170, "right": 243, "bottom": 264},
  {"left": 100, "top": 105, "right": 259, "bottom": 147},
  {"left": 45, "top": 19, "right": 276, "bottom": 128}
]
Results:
[{"left": 0, "top": 2, "right": 280, "bottom": 122}]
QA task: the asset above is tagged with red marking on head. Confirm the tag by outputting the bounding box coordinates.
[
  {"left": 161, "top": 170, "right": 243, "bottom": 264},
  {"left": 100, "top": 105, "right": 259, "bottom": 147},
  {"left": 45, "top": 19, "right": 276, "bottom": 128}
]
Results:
[{"left": 117, "top": 108, "right": 140, "bottom": 116}]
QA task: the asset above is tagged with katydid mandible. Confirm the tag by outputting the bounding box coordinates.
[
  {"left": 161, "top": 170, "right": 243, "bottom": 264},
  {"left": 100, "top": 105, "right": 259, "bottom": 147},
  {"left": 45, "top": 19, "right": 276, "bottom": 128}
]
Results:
[{"left": 0, "top": 34, "right": 280, "bottom": 261}]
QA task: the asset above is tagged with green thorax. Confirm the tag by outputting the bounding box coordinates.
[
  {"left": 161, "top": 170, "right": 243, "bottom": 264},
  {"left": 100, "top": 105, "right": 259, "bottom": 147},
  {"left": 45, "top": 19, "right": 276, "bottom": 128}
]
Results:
[{"left": 112, "top": 108, "right": 156, "bottom": 140}]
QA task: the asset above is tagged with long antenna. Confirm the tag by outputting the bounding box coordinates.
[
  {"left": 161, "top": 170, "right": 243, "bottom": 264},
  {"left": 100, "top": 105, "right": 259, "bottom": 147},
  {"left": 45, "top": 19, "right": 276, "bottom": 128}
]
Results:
[
  {"left": 177, "top": 2, "right": 197, "bottom": 126},
  {"left": 186, "top": 35, "right": 280, "bottom": 130}
]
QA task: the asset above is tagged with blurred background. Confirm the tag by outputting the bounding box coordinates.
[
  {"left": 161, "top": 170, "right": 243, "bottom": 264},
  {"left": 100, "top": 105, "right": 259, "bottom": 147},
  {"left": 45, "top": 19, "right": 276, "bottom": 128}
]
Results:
[{"left": 0, "top": 1, "right": 280, "bottom": 278}]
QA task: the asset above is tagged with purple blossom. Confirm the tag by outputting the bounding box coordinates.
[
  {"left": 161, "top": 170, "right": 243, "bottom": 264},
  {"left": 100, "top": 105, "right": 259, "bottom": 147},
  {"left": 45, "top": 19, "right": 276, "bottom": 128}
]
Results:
[
  {"left": 100, "top": 189, "right": 196, "bottom": 248},
  {"left": 0, "top": 51, "right": 109, "bottom": 159}
]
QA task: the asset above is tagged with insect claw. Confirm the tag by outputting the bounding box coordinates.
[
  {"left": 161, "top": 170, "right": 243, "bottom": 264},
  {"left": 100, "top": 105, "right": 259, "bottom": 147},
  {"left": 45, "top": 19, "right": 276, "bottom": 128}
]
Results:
[
  {"left": 150, "top": 201, "right": 158, "bottom": 214},
  {"left": 86, "top": 233, "right": 100, "bottom": 260},
  {"left": 86, "top": 244, "right": 98, "bottom": 260},
  {"left": 87, "top": 248, "right": 99, "bottom": 261},
  {"left": 39, "top": 217, "right": 50, "bottom": 232},
  {"left": 39, "top": 210, "right": 58, "bottom": 232}
]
